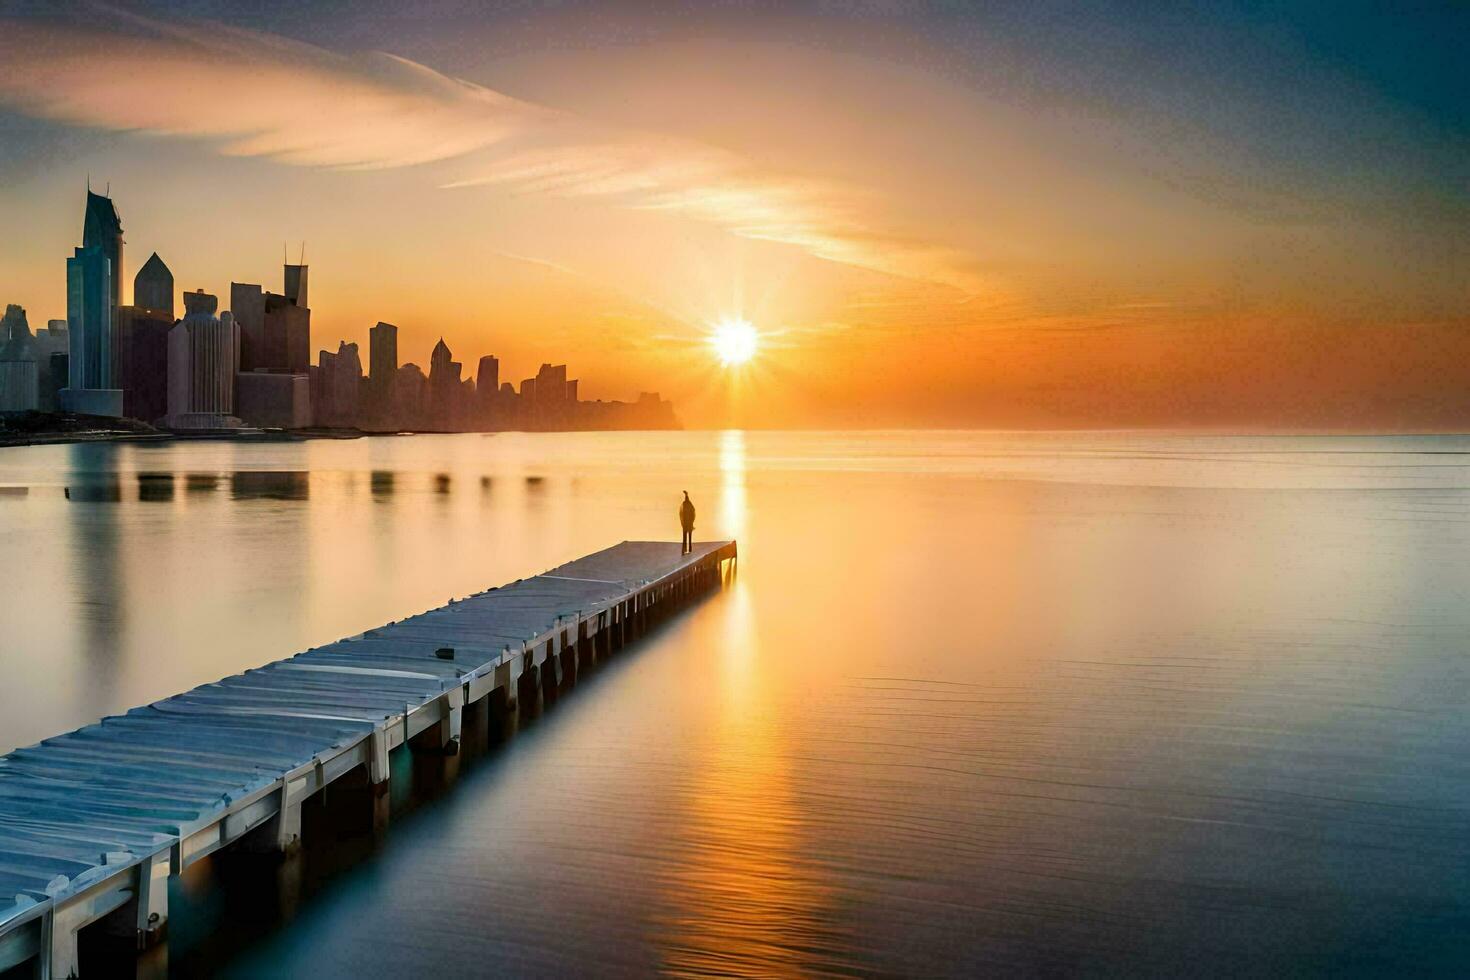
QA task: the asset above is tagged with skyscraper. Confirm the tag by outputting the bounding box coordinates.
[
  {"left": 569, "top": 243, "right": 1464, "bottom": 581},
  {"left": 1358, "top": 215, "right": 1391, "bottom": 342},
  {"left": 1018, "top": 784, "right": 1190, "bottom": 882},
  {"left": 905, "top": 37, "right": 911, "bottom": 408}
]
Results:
[
  {"left": 61, "top": 243, "right": 123, "bottom": 416},
  {"left": 367, "top": 321, "right": 398, "bottom": 429},
  {"left": 370, "top": 322, "right": 398, "bottom": 389},
  {"left": 166, "top": 290, "right": 241, "bottom": 429},
  {"left": 82, "top": 190, "right": 123, "bottom": 313},
  {"left": 476, "top": 355, "right": 499, "bottom": 396},
  {"left": 133, "top": 252, "right": 174, "bottom": 317},
  {"left": 231, "top": 282, "right": 266, "bottom": 369},
  {"left": 0, "top": 305, "right": 38, "bottom": 412},
  {"left": 116, "top": 305, "right": 173, "bottom": 422},
  {"left": 532, "top": 363, "right": 569, "bottom": 429},
  {"left": 476, "top": 354, "right": 499, "bottom": 429},
  {"left": 66, "top": 246, "right": 110, "bottom": 388},
  {"left": 264, "top": 293, "right": 310, "bottom": 373},
  {"left": 428, "top": 338, "right": 462, "bottom": 430},
  {"left": 395, "top": 363, "right": 428, "bottom": 430},
  {"left": 234, "top": 266, "right": 310, "bottom": 374},
  {"left": 60, "top": 191, "right": 125, "bottom": 415},
  {"left": 34, "top": 321, "right": 68, "bottom": 411},
  {"left": 233, "top": 263, "right": 312, "bottom": 430},
  {"left": 312, "top": 341, "right": 361, "bottom": 427}
]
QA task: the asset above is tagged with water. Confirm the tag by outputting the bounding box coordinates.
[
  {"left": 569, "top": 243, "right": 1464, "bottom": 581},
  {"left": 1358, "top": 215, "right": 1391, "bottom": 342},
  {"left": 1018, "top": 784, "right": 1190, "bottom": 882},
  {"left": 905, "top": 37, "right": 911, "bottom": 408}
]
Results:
[{"left": 1, "top": 430, "right": 1468, "bottom": 976}]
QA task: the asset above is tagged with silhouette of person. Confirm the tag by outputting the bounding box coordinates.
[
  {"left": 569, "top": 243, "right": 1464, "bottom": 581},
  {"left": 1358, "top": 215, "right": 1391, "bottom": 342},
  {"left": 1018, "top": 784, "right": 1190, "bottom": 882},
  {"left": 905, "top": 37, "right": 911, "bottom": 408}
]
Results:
[{"left": 679, "top": 491, "right": 696, "bottom": 555}]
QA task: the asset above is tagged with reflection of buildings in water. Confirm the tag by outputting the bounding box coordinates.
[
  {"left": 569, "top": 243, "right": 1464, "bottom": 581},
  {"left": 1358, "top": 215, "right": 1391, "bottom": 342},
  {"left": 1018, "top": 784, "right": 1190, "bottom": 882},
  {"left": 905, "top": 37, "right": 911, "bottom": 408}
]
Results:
[
  {"left": 480, "top": 475, "right": 492, "bottom": 494},
  {"left": 64, "top": 443, "right": 126, "bottom": 711},
  {"left": 137, "top": 472, "right": 175, "bottom": 502},
  {"left": 64, "top": 476, "right": 122, "bottom": 502},
  {"left": 185, "top": 473, "right": 220, "bottom": 494},
  {"left": 433, "top": 472, "right": 452, "bottom": 495},
  {"left": 370, "top": 470, "right": 395, "bottom": 499},
  {"left": 231, "top": 471, "right": 310, "bottom": 501}
]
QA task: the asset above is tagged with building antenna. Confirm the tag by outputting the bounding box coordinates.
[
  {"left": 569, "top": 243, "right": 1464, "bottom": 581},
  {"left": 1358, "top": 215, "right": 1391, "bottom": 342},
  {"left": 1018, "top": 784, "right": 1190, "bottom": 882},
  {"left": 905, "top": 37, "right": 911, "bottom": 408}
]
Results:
[
  {"left": 283, "top": 241, "right": 288, "bottom": 266},
  {"left": 299, "top": 242, "right": 306, "bottom": 266}
]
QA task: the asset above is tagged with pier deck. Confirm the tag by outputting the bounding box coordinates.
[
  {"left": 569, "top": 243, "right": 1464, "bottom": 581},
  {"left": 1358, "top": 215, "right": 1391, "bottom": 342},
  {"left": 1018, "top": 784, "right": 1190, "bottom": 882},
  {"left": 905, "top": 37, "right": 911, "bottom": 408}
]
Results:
[{"left": 0, "top": 539, "right": 736, "bottom": 978}]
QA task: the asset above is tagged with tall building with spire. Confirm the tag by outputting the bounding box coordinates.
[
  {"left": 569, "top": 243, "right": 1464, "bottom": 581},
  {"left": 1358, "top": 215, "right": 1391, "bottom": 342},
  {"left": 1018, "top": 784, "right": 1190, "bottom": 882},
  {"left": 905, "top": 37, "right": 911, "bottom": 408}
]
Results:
[
  {"left": 60, "top": 190, "right": 125, "bottom": 416},
  {"left": 133, "top": 252, "right": 174, "bottom": 317},
  {"left": 234, "top": 260, "right": 309, "bottom": 374},
  {"left": 82, "top": 189, "right": 124, "bottom": 312}
]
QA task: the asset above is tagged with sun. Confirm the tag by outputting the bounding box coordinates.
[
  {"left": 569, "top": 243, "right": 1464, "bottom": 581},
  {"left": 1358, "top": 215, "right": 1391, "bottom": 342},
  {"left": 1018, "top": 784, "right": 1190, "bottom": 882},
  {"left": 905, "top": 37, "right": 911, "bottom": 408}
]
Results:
[{"left": 710, "top": 318, "right": 759, "bottom": 366}]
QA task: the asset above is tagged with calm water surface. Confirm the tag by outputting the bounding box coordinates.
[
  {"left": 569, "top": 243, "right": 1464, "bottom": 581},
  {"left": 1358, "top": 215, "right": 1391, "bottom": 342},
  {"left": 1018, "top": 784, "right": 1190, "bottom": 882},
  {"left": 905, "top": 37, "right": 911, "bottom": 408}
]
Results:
[{"left": 1, "top": 431, "right": 1467, "bottom": 976}]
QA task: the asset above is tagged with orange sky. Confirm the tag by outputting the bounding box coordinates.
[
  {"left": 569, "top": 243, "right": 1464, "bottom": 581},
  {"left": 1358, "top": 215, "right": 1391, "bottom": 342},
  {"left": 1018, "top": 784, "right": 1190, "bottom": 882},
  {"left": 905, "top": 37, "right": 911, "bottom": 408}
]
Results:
[{"left": 0, "top": 6, "right": 1465, "bottom": 428}]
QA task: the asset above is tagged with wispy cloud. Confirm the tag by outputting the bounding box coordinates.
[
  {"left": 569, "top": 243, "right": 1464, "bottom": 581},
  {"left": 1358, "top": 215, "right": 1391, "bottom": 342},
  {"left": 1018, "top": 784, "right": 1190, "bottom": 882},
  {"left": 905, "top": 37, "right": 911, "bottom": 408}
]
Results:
[{"left": 0, "top": 10, "right": 979, "bottom": 291}]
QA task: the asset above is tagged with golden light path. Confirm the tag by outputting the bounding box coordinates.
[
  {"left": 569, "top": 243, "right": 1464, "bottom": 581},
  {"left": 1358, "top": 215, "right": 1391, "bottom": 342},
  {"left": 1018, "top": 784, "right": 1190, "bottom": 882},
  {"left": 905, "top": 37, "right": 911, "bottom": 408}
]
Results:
[{"left": 710, "top": 318, "right": 759, "bottom": 366}]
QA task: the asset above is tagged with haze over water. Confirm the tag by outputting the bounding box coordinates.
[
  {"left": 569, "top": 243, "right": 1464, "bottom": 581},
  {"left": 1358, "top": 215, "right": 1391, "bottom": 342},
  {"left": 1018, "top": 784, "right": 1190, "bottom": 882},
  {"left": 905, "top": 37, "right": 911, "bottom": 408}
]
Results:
[{"left": 1, "top": 431, "right": 1467, "bottom": 975}]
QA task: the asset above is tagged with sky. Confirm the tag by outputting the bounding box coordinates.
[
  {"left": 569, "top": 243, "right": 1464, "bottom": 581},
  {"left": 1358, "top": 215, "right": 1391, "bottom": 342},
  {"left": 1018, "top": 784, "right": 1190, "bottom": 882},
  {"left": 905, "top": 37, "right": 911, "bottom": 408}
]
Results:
[{"left": 0, "top": 1, "right": 1465, "bottom": 429}]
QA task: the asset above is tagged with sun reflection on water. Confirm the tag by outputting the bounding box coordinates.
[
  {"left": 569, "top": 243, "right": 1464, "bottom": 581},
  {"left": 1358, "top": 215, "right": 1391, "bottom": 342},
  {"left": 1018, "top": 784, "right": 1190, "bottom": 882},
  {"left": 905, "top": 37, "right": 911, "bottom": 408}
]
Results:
[
  {"left": 719, "top": 428, "right": 747, "bottom": 544},
  {"left": 651, "top": 559, "right": 845, "bottom": 977}
]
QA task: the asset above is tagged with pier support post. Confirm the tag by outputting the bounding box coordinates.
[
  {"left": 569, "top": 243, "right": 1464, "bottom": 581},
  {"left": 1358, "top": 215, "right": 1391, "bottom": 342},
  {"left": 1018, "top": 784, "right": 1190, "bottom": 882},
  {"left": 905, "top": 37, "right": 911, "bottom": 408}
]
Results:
[
  {"left": 422, "top": 706, "right": 463, "bottom": 755},
  {"left": 541, "top": 640, "right": 561, "bottom": 704},
  {"left": 410, "top": 691, "right": 464, "bottom": 756},
  {"left": 134, "top": 850, "right": 169, "bottom": 950},
  {"left": 495, "top": 657, "right": 519, "bottom": 713},
  {"left": 562, "top": 628, "right": 578, "bottom": 687},
  {"left": 368, "top": 728, "right": 390, "bottom": 794},
  {"left": 517, "top": 655, "right": 540, "bottom": 713},
  {"left": 49, "top": 904, "right": 82, "bottom": 980},
  {"left": 447, "top": 703, "right": 463, "bottom": 752},
  {"left": 246, "top": 771, "right": 306, "bottom": 855},
  {"left": 272, "top": 801, "right": 303, "bottom": 855}
]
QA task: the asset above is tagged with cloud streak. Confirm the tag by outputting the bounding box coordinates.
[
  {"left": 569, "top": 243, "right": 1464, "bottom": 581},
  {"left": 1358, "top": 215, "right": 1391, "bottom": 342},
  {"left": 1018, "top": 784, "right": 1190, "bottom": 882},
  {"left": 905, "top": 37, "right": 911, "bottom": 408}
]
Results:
[{"left": 0, "top": 11, "right": 978, "bottom": 291}]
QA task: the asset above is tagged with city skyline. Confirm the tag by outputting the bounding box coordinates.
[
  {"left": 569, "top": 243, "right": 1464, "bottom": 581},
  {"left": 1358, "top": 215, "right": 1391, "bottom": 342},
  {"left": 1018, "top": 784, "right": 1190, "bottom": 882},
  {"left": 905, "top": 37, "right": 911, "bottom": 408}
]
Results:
[
  {"left": 0, "top": 186, "right": 678, "bottom": 432},
  {"left": 0, "top": 4, "right": 1466, "bottom": 429}
]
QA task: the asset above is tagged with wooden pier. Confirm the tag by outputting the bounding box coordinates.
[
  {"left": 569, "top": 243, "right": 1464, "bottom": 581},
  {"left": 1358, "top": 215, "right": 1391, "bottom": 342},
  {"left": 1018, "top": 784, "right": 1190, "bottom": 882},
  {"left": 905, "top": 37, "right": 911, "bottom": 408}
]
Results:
[{"left": 0, "top": 539, "right": 736, "bottom": 978}]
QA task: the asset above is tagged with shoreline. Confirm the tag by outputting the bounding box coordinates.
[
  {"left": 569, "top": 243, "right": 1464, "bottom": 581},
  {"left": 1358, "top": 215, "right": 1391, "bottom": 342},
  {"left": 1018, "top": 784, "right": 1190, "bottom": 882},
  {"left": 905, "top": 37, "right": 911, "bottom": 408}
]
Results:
[
  {"left": 2, "top": 424, "right": 1464, "bottom": 451},
  {"left": 0, "top": 424, "right": 685, "bottom": 450},
  {"left": 0, "top": 427, "right": 363, "bottom": 449}
]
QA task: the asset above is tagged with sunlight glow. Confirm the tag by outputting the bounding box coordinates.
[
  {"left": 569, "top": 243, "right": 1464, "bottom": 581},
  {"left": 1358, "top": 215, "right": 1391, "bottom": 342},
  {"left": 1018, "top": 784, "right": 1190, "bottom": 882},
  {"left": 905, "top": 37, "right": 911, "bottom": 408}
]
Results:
[{"left": 710, "top": 318, "right": 759, "bottom": 366}]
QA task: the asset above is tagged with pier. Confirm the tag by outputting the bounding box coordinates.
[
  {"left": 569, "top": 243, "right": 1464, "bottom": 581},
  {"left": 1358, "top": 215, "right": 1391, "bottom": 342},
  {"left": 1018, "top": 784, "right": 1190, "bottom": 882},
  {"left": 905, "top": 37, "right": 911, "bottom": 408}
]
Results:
[{"left": 0, "top": 539, "right": 736, "bottom": 978}]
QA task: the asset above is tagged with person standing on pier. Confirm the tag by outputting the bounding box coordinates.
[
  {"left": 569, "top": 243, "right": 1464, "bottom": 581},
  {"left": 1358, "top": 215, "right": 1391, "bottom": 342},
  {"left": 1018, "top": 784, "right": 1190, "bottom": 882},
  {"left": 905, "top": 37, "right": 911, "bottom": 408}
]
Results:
[{"left": 680, "top": 491, "right": 696, "bottom": 554}]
